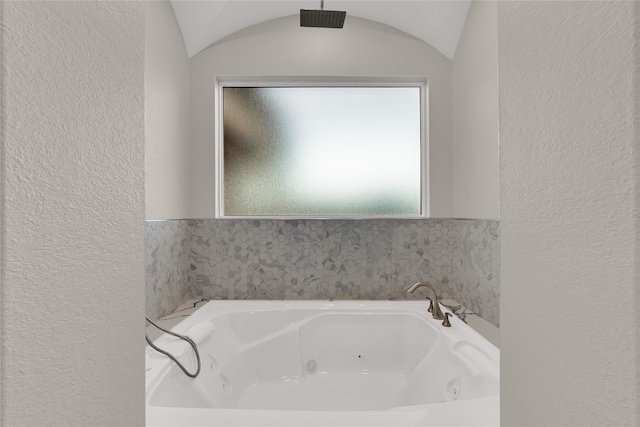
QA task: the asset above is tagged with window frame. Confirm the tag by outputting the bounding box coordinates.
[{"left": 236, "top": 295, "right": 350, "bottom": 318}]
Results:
[{"left": 214, "top": 76, "right": 430, "bottom": 219}]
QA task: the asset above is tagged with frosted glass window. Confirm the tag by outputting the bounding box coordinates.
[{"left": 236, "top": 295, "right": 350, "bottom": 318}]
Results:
[{"left": 220, "top": 84, "right": 424, "bottom": 217}]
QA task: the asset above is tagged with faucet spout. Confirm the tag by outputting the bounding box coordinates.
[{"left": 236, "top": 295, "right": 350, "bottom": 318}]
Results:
[{"left": 407, "top": 281, "right": 445, "bottom": 320}]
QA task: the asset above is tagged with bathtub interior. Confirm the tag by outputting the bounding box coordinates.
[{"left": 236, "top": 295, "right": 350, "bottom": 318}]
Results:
[{"left": 146, "top": 302, "right": 499, "bottom": 413}]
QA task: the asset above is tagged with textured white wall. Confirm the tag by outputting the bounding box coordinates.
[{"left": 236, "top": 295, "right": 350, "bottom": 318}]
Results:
[
  {"left": 0, "top": 1, "right": 4, "bottom": 420},
  {"left": 452, "top": 1, "right": 499, "bottom": 219},
  {"left": 188, "top": 15, "right": 453, "bottom": 218},
  {"left": 145, "top": 1, "right": 191, "bottom": 220},
  {"left": 499, "top": 1, "right": 639, "bottom": 425},
  {"left": 1, "top": 2, "right": 145, "bottom": 425}
]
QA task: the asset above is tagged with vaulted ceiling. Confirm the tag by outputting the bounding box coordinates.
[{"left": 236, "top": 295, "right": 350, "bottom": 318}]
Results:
[{"left": 169, "top": 1, "right": 472, "bottom": 60}]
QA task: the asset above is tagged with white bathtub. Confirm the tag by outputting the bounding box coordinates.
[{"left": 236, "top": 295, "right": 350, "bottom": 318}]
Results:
[{"left": 145, "top": 300, "right": 499, "bottom": 426}]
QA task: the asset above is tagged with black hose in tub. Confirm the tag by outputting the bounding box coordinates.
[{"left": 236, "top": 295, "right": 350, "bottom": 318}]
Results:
[{"left": 145, "top": 316, "right": 201, "bottom": 378}]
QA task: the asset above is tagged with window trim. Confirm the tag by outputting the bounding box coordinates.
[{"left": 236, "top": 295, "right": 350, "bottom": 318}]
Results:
[{"left": 214, "top": 76, "right": 430, "bottom": 219}]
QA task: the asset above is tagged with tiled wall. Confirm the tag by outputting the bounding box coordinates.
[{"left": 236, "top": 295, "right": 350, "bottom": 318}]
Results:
[
  {"left": 452, "top": 220, "right": 500, "bottom": 326},
  {"left": 145, "top": 220, "right": 192, "bottom": 320},
  {"left": 146, "top": 218, "right": 500, "bottom": 326},
  {"left": 188, "top": 219, "right": 456, "bottom": 301}
]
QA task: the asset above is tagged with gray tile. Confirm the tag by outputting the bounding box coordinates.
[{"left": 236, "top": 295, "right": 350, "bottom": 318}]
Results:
[{"left": 147, "top": 218, "right": 500, "bottom": 328}]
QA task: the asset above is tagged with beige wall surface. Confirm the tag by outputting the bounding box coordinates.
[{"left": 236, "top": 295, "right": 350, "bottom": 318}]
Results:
[
  {"left": 499, "top": 1, "right": 639, "bottom": 425},
  {"left": 1, "top": 1, "right": 145, "bottom": 425},
  {"left": 145, "top": 1, "right": 191, "bottom": 220},
  {"left": 188, "top": 15, "right": 454, "bottom": 218},
  {"left": 452, "top": 1, "right": 499, "bottom": 220}
]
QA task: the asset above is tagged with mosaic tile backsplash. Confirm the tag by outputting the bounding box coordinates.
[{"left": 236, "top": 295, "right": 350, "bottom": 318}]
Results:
[
  {"left": 145, "top": 220, "right": 192, "bottom": 321},
  {"left": 146, "top": 218, "right": 500, "bottom": 326},
  {"left": 452, "top": 220, "right": 500, "bottom": 325},
  {"left": 189, "top": 219, "right": 456, "bottom": 300}
]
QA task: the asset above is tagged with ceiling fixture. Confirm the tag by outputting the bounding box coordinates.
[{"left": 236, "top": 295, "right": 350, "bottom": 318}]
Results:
[{"left": 300, "top": 0, "right": 346, "bottom": 29}]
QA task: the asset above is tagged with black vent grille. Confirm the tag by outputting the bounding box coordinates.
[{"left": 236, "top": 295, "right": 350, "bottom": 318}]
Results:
[{"left": 300, "top": 9, "right": 346, "bottom": 28}]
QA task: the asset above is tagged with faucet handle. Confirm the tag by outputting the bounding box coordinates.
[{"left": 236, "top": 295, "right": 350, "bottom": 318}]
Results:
[
  {"left": 425, "top": 297, "right": 434, "bottom": 314},
  {"left": 442, "top": 313, "right": 452, "bottom": 327}
]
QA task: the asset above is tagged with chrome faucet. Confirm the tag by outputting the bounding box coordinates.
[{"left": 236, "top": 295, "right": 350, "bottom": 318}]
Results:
[{"left": 407, "top": 281, "right": 446, "bottom": 321}]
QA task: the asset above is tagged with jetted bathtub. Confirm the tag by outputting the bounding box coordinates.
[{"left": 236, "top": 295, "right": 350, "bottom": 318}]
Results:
[{"left": 145, "top": 300, "right": 499, "bottom": 426}]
